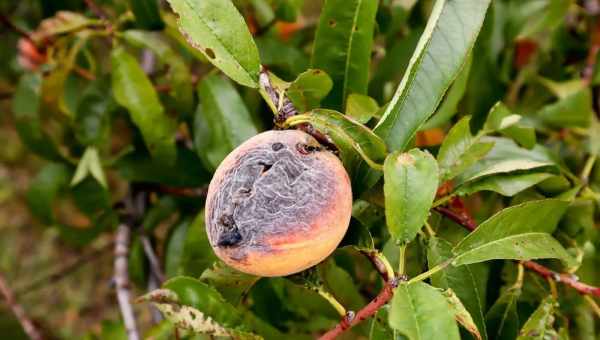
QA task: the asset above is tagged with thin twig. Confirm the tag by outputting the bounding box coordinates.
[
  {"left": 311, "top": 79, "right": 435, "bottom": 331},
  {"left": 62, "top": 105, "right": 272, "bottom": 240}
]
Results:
[
  {"left": 0, "top": 272, "right": 44, "bottom": 340},
  {"left": 583, "top": 19, "right": 600, "bottom": 84},
  {"left": 114, "top": 224, "right": 140, "bottom": 340},
  {"left": 318, "top": 250, "right": 398, "bottom": 339},
  {"left": 435, "top": 199, "right": 600, "bottom": 298},
  {"left": 83, "top": 0, "right": 109, "bottom": 20},
  {"left": 16, "top": 241, "right": 113, "bottom": 296},
  {"left": 140, "top": 235, "right": 165, "bottom": 283},
  {"left": 318, "top": 278, "right": 399, "bottom": 340},
  {"left": 0, "top": 14, "right": 35, "bottom": 43},
  {"left": 522, "top": 261, "right": 600, "bottom": 297}
]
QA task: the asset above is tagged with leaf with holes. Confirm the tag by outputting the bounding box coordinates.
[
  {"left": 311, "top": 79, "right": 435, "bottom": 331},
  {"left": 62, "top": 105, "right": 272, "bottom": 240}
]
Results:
[
  {"left": 384, "top": 149, "right": 438, "bottom": 244},
  {"left": 452, "top": 199, "right": 575, "bottom": 267},
  {"left": 141, "top": 276, "right": 266, "bottom": 338},
  {"left": 166, "top": 0, "right": 260, "bottom": 87},
  {"left": 516, "top": 296, "right": 558, "bottom": 340},
  {"left": 312, "top": 0, "right": 378, "bottom": 109},
  {"left": 442, "top": 289, "right": 483, "bottom": 340}
]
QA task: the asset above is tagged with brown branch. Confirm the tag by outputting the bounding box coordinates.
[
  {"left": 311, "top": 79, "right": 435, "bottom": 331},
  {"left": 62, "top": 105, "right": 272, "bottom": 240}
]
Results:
[
  {"left": 114, "top": 224, "right": 140, "bottom": 340},
  {"left": 583, "top": 19, "right": 600, "bottom": 84},
  {"left": 83, "top": 0, "right": 109, "bottom": 20},
  {"left": 435, "top": 199, "right": 600, "bottom": 298},
  {"left": 0, "top": 272, "right": 45, "bottom": 340},
  {"left": 140, "top": 235, "right": 165, "bottom": 283},
  {"left": 16, "top": 241, "right": 113, "bottom": 296},
  {"left": 0, "top": 14, "right": 35, "bottom": 43},
  {"left": 318, "top": 278, "right": 399, "bottom": 340},
  {"left": 522, "top": 261, "right": 600, "bottom": 297}
]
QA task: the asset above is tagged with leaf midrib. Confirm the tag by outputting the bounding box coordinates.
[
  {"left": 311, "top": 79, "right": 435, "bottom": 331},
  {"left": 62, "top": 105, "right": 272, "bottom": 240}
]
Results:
[
  {"left": 454, "top": 232, "right": 557, "bottom": 264},
  {"left": 341, "top": 0, "right": 363, "bottom": 107}
]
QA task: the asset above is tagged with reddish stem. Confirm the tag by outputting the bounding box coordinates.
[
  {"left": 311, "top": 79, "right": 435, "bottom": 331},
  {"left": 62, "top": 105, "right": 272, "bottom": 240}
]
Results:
[
  {"left": 318, "top": 278, "right": 399, "bottom": 340},
  {"left": 436, "top": 198, "right": 600, "bottom": 298},
  {"left": 522, "top": 261, "right": 600, "bottom": 297}
]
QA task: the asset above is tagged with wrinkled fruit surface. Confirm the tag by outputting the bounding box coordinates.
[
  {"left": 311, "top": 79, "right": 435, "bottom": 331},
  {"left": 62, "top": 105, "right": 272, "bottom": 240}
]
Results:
[{"left": 205, "top": 130, "right": 352, "bottom": 276}]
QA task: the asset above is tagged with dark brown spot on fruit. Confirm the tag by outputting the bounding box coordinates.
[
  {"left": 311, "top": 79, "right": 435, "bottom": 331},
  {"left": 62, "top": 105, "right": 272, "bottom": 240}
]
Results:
[{"left": 272, "top": 142, "right": 284, "bottom": 151}]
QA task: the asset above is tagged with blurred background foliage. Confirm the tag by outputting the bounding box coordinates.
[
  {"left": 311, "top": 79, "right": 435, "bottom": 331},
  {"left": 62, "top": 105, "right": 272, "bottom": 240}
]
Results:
[{"left": 0, "top": 0, "right": 599, "bottom": 339}]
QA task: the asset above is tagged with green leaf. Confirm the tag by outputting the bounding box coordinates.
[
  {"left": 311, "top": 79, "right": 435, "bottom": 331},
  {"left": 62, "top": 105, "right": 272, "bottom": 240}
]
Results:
[
  {"left": 437, "top": 117, "right": 494, "bottom": 181},
  {"left": 311, "top": 0, "right": 378, "bottom": 109},
  {"left": 486, "top": 286, "right": 521, "bottom": 340},
  {"left": 456, "top": 172, "right": 553, "bottom": 197},
  {"left": 319, "top": 260, "right": 366, "bottom": 311},
  {"left": 389, "top": 282, "right": 460, "bottom": 340},
  {"left": 428, "top": 237, "right": 488, "bottom": 340},
  {"left": 346, "top": 93, "right": 380, "bottom": 124},
  {"left": 384, "top": 149, "right": 438, "bottom": 243},
  {"left": 122, "top": 30, "right": 194, "bottom": 114},
  {"left": 129, "top": 0, "right": 164, "bottom": 30},
  {"left": 485, "top": 102, "right": 536, "bottom": 149},
  {"left": 142, "top": 276, "right": 261, "bottom": 338},
  {"left": 284, "top": 109, "right": 387, "bottom": 173},
  {"left": 536, "top": 89, "right": 593, "bottom": 128},
  {"left": 515, "top": 0, "right": 570, "bottom": 40},
  {"left": 374, "top": 0, "right": 491, "bottom": 152},
  {"left": 516, "top": 296, "right": 557, "bottom": 340},
  {"left": 111, "top": 47, "right": 177, "bottom": 165},
  {"left": 193, "top": 74, "right": 259, "bottom": 171},
  {"left": 74, "top": 82, "right": 112, "bottom": 147},
  {"left": 12, "top": 73, "right": 63, "bottom": 161},
  {"left": 70, "top": 147, "right": 107, "bottom": 188},
  {"left": 455, "top": 137, "right": 557, "bottom": 187},
  {"left": 144, "top": 276, "right": 282, "bottom": 338},
  {"left": 249, "top": 0, "right": 275, "bottom": 27},
  {"left": 116, "top": 147, "right": 211, "bottom": 187},
  {"left": 166, "top": 0, "right": 260, "bottom": 87},
  {"left": 200, "top": 262, "right": 260, "bottom": 305},
  {"left": 26, "top": 163, "right": 71, "bottom": 224},
  {"left": 452, "top": 199, "right": 574, "bottom": 266},
  {"left": 442, "top": 289, "right": 483, "bottom": 340},
  {"left": 287, "top": 69, "right": 333, "bottom": 113},
  {"left": 422, "top": 54, "right": 473, "bottom": 130}
]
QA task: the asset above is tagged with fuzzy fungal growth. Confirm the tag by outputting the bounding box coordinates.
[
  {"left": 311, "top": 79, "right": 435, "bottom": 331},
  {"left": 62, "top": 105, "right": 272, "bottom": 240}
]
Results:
[{"left": 205, "top": 130, "right": 353, "bottom": 277}]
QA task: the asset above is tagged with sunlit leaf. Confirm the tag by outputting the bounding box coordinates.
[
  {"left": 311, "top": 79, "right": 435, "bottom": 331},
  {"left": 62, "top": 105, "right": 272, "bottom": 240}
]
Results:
[
  {"left": 389, "top": 282, "right": 460, "bottom": 340},
  {"left": 166, "top": 0, "right": 261, "bottom": 87},
  {"left": 111, "top": 47, "right": 177, "bottom": 165},
  {"left": 384, "top": 149, "right": 438, "bottom": 244},
  {"left": 375, "top": 0, "right": 491, "bottom": 152},
  {"left": 312, "top": 0, "right": 378, "bottom": 109},
  {"left": 453, "top": 199, "right": 574, "bottom": 267}
]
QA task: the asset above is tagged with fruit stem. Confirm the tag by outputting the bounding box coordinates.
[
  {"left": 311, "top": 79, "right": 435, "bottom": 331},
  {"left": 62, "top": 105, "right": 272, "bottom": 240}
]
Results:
[{"left": 317, "top": 287, "right": 347, "bottom": 317}]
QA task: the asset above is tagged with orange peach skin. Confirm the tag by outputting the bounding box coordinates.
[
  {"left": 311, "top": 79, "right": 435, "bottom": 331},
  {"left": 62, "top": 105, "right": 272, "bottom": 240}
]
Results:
[{"left": 205, "top": 130, "right": 352, "bottom": 277}]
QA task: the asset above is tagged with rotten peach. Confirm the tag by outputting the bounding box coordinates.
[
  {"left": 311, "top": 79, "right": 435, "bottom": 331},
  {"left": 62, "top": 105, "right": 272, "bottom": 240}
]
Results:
[{"left": 205, "top": 130, "right": 352, "bottom": 277}]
